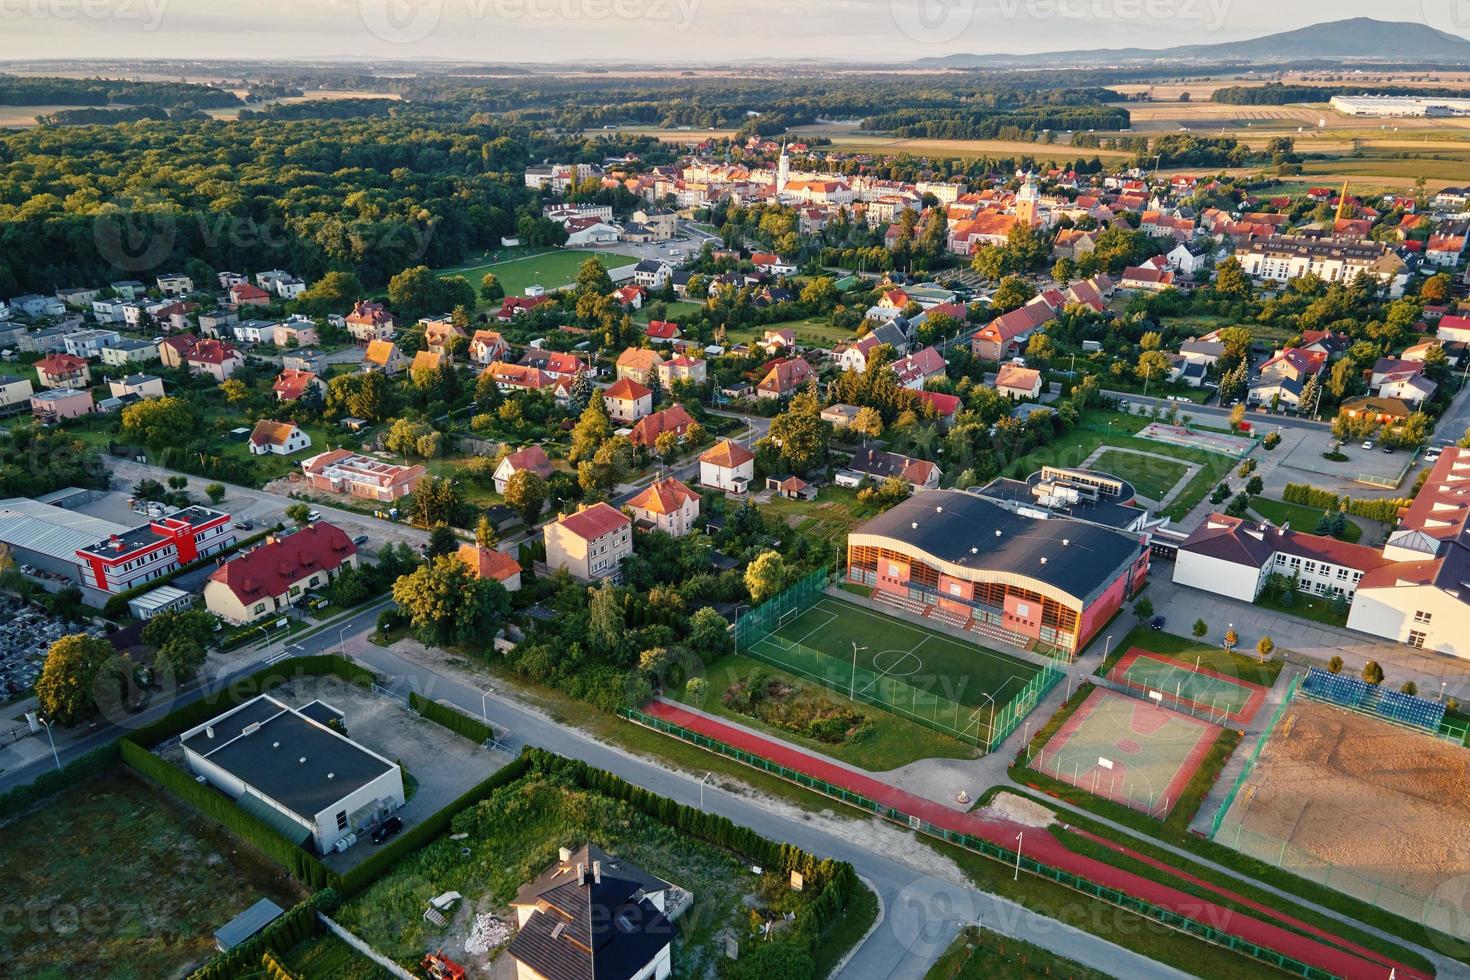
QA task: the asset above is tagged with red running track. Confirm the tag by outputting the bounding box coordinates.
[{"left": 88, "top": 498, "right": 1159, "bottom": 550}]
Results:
[{"left": 644, "top": 701, "right": 1428, "bottom": 980}]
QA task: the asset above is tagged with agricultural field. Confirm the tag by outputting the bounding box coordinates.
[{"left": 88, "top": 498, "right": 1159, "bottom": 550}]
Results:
[
  {"left": 819, "top": 133, "right": 1134, "bottom": 162},
  {"left": 0, "top": 769, "right": 308, "bottom": 979},
  {"left": 435, "top": 249, "right": 632, "bottom": 305}
]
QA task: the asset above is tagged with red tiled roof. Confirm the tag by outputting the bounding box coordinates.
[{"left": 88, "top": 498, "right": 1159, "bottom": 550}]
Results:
[
  {"left": 456, "top": 543, "right": 522, "bottom": 583},
  {"left": 630, "top": 404, "right": 695, "bottom": 447},
  {"left": 627, "top": 477, "right": 698, "bottom": 515},
  {"left": 556, "top": 502, "right": 630, "bottom": 541},
  {"left": 208, "top": 523, "right": 356, "bottom": 602},
  {"left": 187, "top": 338, "right": 242, "bottom": 365},
  {"left": 501, "top": 445, "right": 553, "bottom": 478},
  {"left": 604, "top": 377, "right": 651, "bottom": 401},
  {"left": 701, "top": 439, "right": 754, "bottom": 468}
]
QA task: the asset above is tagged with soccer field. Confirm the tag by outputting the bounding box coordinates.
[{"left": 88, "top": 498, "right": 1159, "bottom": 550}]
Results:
[
  {"left": 436, "top": 249, "right": 631, "bottom": 301},
  {"left": 748, "top": 597, "right": 1043, "bottom": 713}
]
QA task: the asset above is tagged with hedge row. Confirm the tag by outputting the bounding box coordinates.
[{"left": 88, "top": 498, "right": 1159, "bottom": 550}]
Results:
[
  {"left": 121, "top": 738, "right": 338, "bottom": 890},
  {"left": 129, "top": 655, "right": 376, "bottom": 749},
  {"left": 336, "top": 752, "right": 536, "bottom": 897},
  {"left": 189, "top": 889, "right": 336, "bottom": 980},
  {"left": 1281, "top": 483, "right": 1410, "bottom": 524},
  {"left": 409, "top": 690, "right": 494, "bottom": 743},
  {"left": 0, "top": 740, "right": 119, "bottom": 814}
]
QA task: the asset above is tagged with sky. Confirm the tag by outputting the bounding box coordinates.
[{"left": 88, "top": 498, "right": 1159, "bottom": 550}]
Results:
[{"left": 1, "top": 0, "right": 1465, "bottom": 64}]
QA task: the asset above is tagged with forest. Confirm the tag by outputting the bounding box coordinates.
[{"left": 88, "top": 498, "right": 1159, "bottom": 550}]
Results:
[{"left": 0, "top": 75, "right": 241, "bottom": 109}]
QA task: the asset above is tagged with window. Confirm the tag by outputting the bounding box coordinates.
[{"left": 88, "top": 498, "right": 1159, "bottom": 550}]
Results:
[
  {"left": 1414, "top": 610, "right": 1432, "bottom": 625},
  {"left": 335, "top": 810, "right": 348, "bottom": 831},
  {"left": 1303, "top": 561, "right": 1317, "bottom": 576},
  {"left": 253, "top": 602, "right": 266, "bottom": 614},
  {"left": 1408, "top": 630, "right": 1427, "bottom": 649},
  {"left": 1337, "top": 567, "right": 1349, "bottom": 580}
]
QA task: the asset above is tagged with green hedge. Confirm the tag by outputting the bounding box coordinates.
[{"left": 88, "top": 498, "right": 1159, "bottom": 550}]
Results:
[
  {"left": 121, "top": 738, "right": 338, "bottom": 889},
  {"left": 189, "top": 889, "right": 337, "bottom": 980},
  {"left": 0, "top": 740, "right": 119, "bottom": 814},
  {"left": 1281, "top": 483, "right": 1409, "bottom": 524},
  {"left": 409, "top": 690, "right": 494, "bottom": 742},
  {"left": 336, "top": 752, "right": 536, "bottom": 897},
  {"left": 128, "top": 655, "right": 376, "bottom": 749}
]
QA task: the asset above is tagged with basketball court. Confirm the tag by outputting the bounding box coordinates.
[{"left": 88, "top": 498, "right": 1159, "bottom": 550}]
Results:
[{"left": 1108, "top": 648, "right": 1269, "bottom": 725}]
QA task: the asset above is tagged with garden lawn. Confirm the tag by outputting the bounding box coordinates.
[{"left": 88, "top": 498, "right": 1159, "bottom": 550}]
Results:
[
  {"left": 436, "top": 249, "right": 630, "bottom": 305},
  {"left": 758, "top": 485, "right": 870, "bottom": 544},
  {"left": 1090, "top": 449, "right": 1189, "bottom": 500},
  {"left": 1256, "top": 587, "right": 1349, "bottom": 628},
  {"left": 669, "top": 654, "right": 977, "bottom": 771},
  {"left": 0, "top": 769, "right": 308, "bottom": 980},
  {"left": 1099, "top": 626, "right": 1285, "bottom": 689},
  {"left": 1248, "top": 496, "right": 1362, "bottom": 543},
  {"left": 724, "top": 315, "right": 855, "bottom": 347}
]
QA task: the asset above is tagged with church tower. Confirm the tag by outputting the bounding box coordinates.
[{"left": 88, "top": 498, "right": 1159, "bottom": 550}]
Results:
[
  {"left": 776, "top": 142, "right": 790, "bottom": 195},
  {"left": 1015, "top": 172, "right": 1040, "bottom": 227}
]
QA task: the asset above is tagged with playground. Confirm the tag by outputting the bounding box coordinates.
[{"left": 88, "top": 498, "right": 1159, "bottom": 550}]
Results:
[
  {"left": 1107, "top": 648, "right": 1269, "bottom": 725},
  {"left": 1028, "top": 687, "right": 1222, "bottom": 818}
]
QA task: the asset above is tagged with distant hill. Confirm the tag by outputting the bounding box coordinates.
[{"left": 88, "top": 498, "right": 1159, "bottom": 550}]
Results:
[{"left": 915, "top": 18, "right": 1470, "bottom": 68}]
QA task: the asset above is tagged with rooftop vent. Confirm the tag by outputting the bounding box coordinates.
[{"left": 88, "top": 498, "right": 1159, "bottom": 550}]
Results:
[
  {"left": 272, "top": 741, "right": 280, "bottom": 749},
  {"left": 298, "top": 756, "right": 307, "bottom": 765},
  {"left": 559, "top": 846, "right": 572, "bottom": 862},
  {"left": 327, "top": 772, "right": 335, "bottom": 780}
]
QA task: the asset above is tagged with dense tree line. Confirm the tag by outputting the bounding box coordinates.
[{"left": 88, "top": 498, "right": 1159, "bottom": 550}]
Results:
[
  {"left": 864, "top": 106, "right": 1130, "bottom": 140},
  {"left": 1212, "top": 82, "right": 1469, "bottom": 104},
  {"left": 0, "top": 75, "right": 242, "bottom": 108}
]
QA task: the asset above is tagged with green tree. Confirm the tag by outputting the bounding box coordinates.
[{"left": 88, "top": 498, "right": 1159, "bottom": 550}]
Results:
[
  {"left": 1328, "top": 655, "right": 1343, "bottom": 673},
  {"left": 745, "top": 550, "right": 788, "bottom": 604},
  {"left": 1133, "top": 596, "right": 1154, "bottom": 623},
  {"left": 767, "top": 392, "right": 829, "bottom": 475},
  {"left": 1401, "top": 680, "right": 1419, "bottom": 696},
  {"left": 204, "top": 482, "right": 226, "bottom": 504},
  {"left": 120, "top": 396, "right": 195, "bottom": 448},
  {"left": 295, "top": 270, "right": 363, "bottom": 316},
  {"left": 504, "top": 469, "right": 547, "bottom": 526},
  {"left": 688, "top": 606, "right": 730, "bottom": 659},
  {"left": 480, "top": 272, "right": 504, "bottom": 301},
  {"left": 35, "top": 634, "right": 119, "bottom": 725},
  {"left": 587, "top": 578, "right": 624, "bottom": 653},
  {"left": 426, "top": 523, "right": 458, "bottom": 559},
  {"left": 570, "top": 398, "right": 613, "bottom": 463},
  {"left": 575, "top": 257, "right": 614, "bottom": 295},
  {"left": 392, "top": 555, "right": 509, "bottom": 647},
  {"left": 408, "top": 475, "right": 464, "bottom": 528},
  {"left": 285, "top": 503, "right": 312, "bottom": 524},
  {"left": 475, "top": 514, "right": 498, "bottom": 548},
  {"left": 1192, "top": 618, "right": 1208, "bottom": 638},
  {"left": 1361, "top": 660, "right": 1385, "bottom": 686},
  {"left": 1256, "top": 635, "right": 1274, "bottom": 663},
  {"left": 1212, "top": 256, "right": 1252, "bottom": 298},
  {"left": 852, "top": 406, "right": 883, "bottom": 440}
]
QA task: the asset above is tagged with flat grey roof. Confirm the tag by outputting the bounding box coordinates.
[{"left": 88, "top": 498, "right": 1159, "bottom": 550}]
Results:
[{"left": 214, "top": 898, "right": 283, "bottom": 951}]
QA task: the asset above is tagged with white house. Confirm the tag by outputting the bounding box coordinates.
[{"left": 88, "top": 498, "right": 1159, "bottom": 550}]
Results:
[
  {"left": 699, "top": 439, "right": 754, "bottom": 494},
  {"left": 626, "top": 477, "right": 700, "bottom": 537},
  {"left": 1167, "top": 240, "right": 1212, "bottom": 276},
  {"left": 248, "top": 419, "right": 312, "bottom": 456}
]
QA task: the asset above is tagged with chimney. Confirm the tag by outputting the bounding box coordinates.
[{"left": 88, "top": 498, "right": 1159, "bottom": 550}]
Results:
[
  {"left": 559, "top": 846, "right": 572, "bottom": 862},
  {"left": 593, "top": 860, "right": 602, "bottom": 885},
  {"left": 576, "top": 862, "right": 585, "bottom": 884}
]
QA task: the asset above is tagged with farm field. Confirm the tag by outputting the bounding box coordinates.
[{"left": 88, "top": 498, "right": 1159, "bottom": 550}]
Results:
[
  {"left": 0, "top": 769, "right": 308, "bottom": 979},
  {"left": 435, "top": 249, "right": 632, "bottom": 304},
  {"left": 1214, "top": 698, "right": 1470, "bottom": 941}
]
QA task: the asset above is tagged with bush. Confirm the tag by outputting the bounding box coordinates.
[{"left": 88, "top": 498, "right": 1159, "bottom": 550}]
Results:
[
  {"left": 409, "top": 690, "right": 494, "bottom": 742},
  {"left": 1263, "top": 431, "right": 1281, "bottom": 450}
]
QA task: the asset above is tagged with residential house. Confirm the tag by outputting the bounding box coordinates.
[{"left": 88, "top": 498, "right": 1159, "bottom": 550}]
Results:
[
  {"left": 835, "top": 335, "right": 883, "bottom": 373},
  {"left": 184, "top": 338, "right": 245, "bottom": 381},
  {"left": 1297, "top": 329, "right": 1350, "bottom": 361},
  {"left": 659, "top": 354, "right": 705, "bottom": 388},
  {"left": 63, "top": 328, "right": 120, "bottom": 360},
  {"left": 755, "top": 357, "right": 813, "bottom": 399},
  {"left": 1438, "top": 314, "right": 1470, "bottom": 344},
  {"left": 157, "top": 333, "right": 199, "bottom": 369},
  {"left": 496, "top": 296, "right": 550, "bottom": 323},
  {"left": 1235, "top": 237, "right": 1410, "bottom": 297},
  {"left": 1178, "top": 337, "right": 1224, "bottom": 369},
  {"left": 612, "top": 285, "right": 647, "bottom": 309},
  {"left": 455, "top": 543, "right": 522, "bottom": 592},
  {"left": 344, "top": 301, "right": 396, "bottom": 342},
  {"left": 616, "top": 347, "right": 665, "bottom": 386},
  {"left": 100, "top": 337, "right": 160, "bottom": 368},
  {"left": 204, "top": 523, "right": 358, "bottom": 623},
  {"left": 363, "top": 340, "right": 408, "bottom": 376},
  {"left": 301, "top": 450, "right": 425, "bottom": 502},
  {"left": 821, "top": 404, "right": 861, "bottom": 428},
  {"left": 493, "top": 445, "right": 554, "bottom": 495},
  {"left": 890, "top": 346, "right": 946, "bottom": 390},
  {"left": 409, "top": 350, "right": 445, "bottom": 379},
  {"left": 1427, "top": 234, "right": 1467, "bottom": 268},
  {"left": 995, "top": 363, "right": 1043, "bottom": 400},
  {"left": 282, "top": 350, "right": 327, "bottom": 374},
  {"left": 521, "top": 350, "right": 588, "bottom": 386},
  {"left": 505, "top": 844, "right": 677, "bottom": 980},
  {"left": 971, "top": 298, "right": 1055, "bottom": 361},
  {"left": 469, "top": 329, "right": 509, "bottom": 365},
  {"left": 1378, "top": 372, "right": 1437, "bottom": 407},
  {"left": 273, "top": 369, "right": 322, "bottom": 403},
  {"left": 483, "top": 362, "right": 569, "bottom": 400},
  {"left": 544, "top": 503, "right": 633, "bottom": 582},
  {"left": 420, "top": 316, "right": 467, "bottom": 355},
  {"left": 248, "top": 420, "right": 312, "bottom": 457},
  {"left": 1167, "top": 240, "right": 1212, "bottom": 276},
  {"left": 603, "top": 378, "right": 653, "bottom": 422},
  {"left": 229, "top": 282, "right": 271, "bottom": 307},
  {"left": 108, "top": 374, "right": 165, "bottom": 400},
  {"left": 913, "top": 389, "right": 962, "bottom": 428},
  {"left": 632, "top": 260, "right": 673, "bottom": 290},
  {"left": 0, "top": 375, "right": 34, "bottom": 413},
  {"left": 646, "top": 320, "right": 681, "bottom": 344},
  {"left": 627, "top": 477, "right": 700, "bottom": 537},
  {"left": 836, "top": 448, "right": 940, "bottom": 491},
  {"left": 156, "top": 273, "right": 193, "bottom": 297},
  {"left": 629, "top": 405, "right": 695, "bottom": 449},
  {"left": 31, "top": 388, "right": 92, "bottom": 422},
  {"left": 750, "top": 252, "right": 796, "bottom": 274},
  {"left": 1261, "top": 348, "right": 1326, "bottom": 385},
  {"left": 1339, "top": 395, "right": 1414, "bottom": 427},
  {"left": 699, "top": 439, "right": 754, "bottom": 493},
  {"left": 1120, "top": 265, "right": 1176, "bottom": 291},
  {"left": 35, "top": 353, "right": 91, "bottom": 389},
  {"left": 1052, "top": 228, "right": 1096, "bottom": 260}
]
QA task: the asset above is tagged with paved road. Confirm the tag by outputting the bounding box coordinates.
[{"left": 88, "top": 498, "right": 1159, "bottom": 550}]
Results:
[
  {"left": 1103, "top": 390, "right": 1332, "bottom": 434},
  {"left": 101, "top": 456, "right": 430, "bottom": 551},
  {"left": 611, "top": 409, "right": 770, "bottom": 506}
]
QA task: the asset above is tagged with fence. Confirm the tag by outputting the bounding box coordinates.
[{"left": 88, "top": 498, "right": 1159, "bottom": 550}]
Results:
[
  {"left": 1208, "top": 674, "right": 1301, "bottom": 838},
  {"left": 734, "top": 565, "right": 832, "bottom": 651},
  {"left": 621, "top": 707, "right": 1336, "bottom": 980},
  {"left": 317, "top": 915, "right": 417, "bottom": 980},
  {"left": 1029, "top": 741, "right": 1173, "bottom": 818},
  {"left": 1096, "top": 671, "right": 1239, "bottom": 728}
]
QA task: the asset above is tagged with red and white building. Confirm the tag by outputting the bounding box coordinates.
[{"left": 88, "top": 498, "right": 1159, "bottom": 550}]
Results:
[
  {"left": 76, "top": 505, "right": 235, "bottom": 594},
  {"left": 300, "top": 449, "right": 426, "bottom": 502}
]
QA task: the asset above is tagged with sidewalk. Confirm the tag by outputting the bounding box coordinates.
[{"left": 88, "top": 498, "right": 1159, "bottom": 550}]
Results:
[{"left": 640, "top": 700, "right": 1427, "bottom": 980}]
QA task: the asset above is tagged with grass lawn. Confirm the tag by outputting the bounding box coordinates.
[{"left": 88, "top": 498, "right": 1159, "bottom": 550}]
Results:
[
  {"left": 758, "top": 485, "right": 871, "bottom": 544},
  {"left": 279, "top": 934, "right": 392, "bottom": 979},
  {"left": 1090, "top": 448, "right": 1189, "bottom": 500},
  {"left": 724, "top": 315, "right": 854, "bottom": 348},
  {"left": 1248, "top": 496, "right": 1362, "bottom": 543},
  {"left": 1006, "top": 409, "right": 1239, "bottom": 522},
  {"left": 0, "top": 769, "right": 308, "bottom": 979},
  {"left": 1256, "top": 588, "right": 1349, "bottom": 628},
  {"left": 632, "top": 299, "right": 704, "bottom": 324},
  {"left": 669, "top": 653, "right": 977, "bottom": 771},
  {"left": 926, "top": 924, "right": 1110, "bottom": 980},
  {"left": 436, "top": 249, "right": 631, "bottom": 305},
  {"left": 333, "top": 765, "right": 876, "bottom": 977}
]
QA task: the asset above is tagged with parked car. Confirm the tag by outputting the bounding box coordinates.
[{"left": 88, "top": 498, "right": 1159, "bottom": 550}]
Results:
[
  {"left": 232, "top": 520, "right": 253, "bottom": 531},
  {"left": 1361, "top": 440, "right": 1374, "bottom": 450},
  {"left": 1149, "top": 615, "right": 1166, "bottom": 631},
  {"left": 307, "top": 510, "right": 322, "bottom": 522},
  {"left": 1383, "top": 445, "right": 1394, "bottom": 454},
  {"left": 1425, "top": 450, "right": 1442, "bottom": 464},
  {"left": 370, "top": 817, "right": 404, "bottom": 844},
  {"left": 353, "top": 534, "right": 369, "bottom": 546}
]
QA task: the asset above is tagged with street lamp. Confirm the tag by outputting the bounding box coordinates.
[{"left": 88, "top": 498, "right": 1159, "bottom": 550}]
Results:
[
  {"left": 257, "top": 624, "right": 272, "bottom": 660},
  {"left": 849, "top": 642, "right": 869, "bottom": 700},
  {"left": 36, "top": 715, "right": 60, "bottom": 772},
  {"left": 338, "top": 625, "right": 351, "bottom": 657},
  {"left": 481, "top": 687, "right": 495, "bottom": 724},
  {"left": 1014, "top": 831, "right": 1024, "bottom": 881},
  {"left": 700, "top": 771, "right": 713, "bottom": 810}
]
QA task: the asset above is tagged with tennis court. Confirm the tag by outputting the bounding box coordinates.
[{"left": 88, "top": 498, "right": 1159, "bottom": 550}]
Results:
[
  {"left": 1108, "top": 648, "right": 1268, "bottom": 725},
  {"left": 743, "top": 596, "right": 1051, "bottom": 748},
  {"left": 1029, "top": 687, "right": 1222, "bottom": 818}
]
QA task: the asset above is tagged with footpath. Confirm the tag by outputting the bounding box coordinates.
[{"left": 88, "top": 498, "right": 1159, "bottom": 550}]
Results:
[{"left": 640, "top": 699, "right": 1427, "bottom": 980}]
